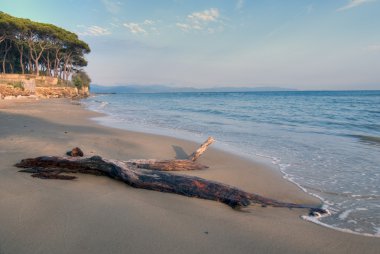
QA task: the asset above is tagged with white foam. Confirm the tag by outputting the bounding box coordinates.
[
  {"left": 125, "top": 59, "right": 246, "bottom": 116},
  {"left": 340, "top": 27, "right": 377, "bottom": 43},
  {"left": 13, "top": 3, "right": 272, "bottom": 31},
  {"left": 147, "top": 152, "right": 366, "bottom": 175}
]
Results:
[
  {"left": 302, "top": 215, "right": 380, "bottom": 238},
  {"left": 99, "top": 101, "right": 109, "bottom": 108},
  {"left": 338, "top": 209, "right": 353, "bottom": 220},
  {"left": 375, "top": 227, "right": 380, "bottom": 236}
]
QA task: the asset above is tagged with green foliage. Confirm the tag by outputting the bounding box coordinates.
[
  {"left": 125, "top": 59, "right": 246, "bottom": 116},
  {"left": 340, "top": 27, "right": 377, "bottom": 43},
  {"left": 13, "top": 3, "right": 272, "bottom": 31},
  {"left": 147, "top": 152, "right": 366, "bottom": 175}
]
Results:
[
  {"left": 0, "top": 11, "right": 91, "bottom": 80},
  {"left": 72, "top": 75, "right": 82, "bottom": 89},
  {"left": 8, "top": 81, "right": 24, "bottom": 90},
  {"left": 71, "top": 70, "right": 91, "bottom": 89}
]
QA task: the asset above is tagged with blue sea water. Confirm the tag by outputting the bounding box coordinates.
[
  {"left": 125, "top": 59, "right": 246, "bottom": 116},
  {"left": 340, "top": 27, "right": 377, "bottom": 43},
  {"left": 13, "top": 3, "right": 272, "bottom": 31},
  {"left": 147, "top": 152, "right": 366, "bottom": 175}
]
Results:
[{"left": 83, "top": 90, "right": 380, "bottom": 236}]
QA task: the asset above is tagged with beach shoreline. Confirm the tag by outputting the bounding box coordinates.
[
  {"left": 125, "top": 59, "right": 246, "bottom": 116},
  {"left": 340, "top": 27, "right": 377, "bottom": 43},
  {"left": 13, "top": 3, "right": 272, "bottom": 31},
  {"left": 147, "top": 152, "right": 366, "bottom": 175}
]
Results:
[{"left": 1, "top": 98, "right": 379, "bottom": 254}]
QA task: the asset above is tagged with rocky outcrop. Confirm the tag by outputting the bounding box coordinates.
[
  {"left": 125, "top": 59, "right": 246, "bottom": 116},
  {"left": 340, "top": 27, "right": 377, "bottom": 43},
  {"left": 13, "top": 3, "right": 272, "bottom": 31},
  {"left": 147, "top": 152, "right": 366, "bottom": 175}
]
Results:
[
  {"left": 35, "top": 87, "right": 79, "bottom": 98},
  {"left": 0, "top": 85, "right": 30, "bottom": 99}
]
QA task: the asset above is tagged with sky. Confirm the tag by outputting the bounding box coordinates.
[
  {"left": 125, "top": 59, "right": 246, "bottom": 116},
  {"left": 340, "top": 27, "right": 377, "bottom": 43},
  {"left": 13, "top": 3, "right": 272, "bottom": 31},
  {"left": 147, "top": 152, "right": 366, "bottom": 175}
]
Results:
[{"left": 1, "top": 0, "right": 379, "bottom": 90}]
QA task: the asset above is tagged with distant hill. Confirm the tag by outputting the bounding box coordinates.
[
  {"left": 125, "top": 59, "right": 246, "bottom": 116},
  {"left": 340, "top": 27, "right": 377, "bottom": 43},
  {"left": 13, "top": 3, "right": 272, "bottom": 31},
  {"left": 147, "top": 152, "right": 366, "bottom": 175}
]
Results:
[{"left": 90, "top": 84, "right": 296, "bottom": 94}]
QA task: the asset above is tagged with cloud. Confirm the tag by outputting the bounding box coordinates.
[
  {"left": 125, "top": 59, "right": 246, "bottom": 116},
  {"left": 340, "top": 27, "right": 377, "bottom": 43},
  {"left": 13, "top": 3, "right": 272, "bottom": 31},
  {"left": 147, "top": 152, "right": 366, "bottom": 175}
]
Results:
[
  {"left": 177, "top": 8, "right": 222, "bottom": 33},
  {"left": 143, "top": 20, "right": 154, "bottom": 25},
  {"left": 366, "top": 44, "right": 380, "bottom": 51},
  {"left": 78, "top": 25, "right": 111, "bottom": 36},
  {"left": 235, "top": 0, "right": 244, "bottom": 10},
  {"left": 176, "top": 23, "right": 191, "bottom": 31},
  {"left": 123, "top": 23, "right": 147, "bottom": 34},
  {"left": 188, "top": 8, "right": 219, "bottom": 22},
  {"left": 337, "top": 0, "right": 375, "bottom": 11},
  {"left": 101, "top": 0, "right": 122, "bottom": 14},
  {"left": 122, "top": 19, "right": 159, "bottom": 35}
]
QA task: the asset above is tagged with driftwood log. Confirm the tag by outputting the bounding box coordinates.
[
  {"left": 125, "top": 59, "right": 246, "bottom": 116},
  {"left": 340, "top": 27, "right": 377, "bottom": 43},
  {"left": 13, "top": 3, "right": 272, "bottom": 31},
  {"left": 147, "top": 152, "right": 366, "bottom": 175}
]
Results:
[{"left": 14, "top": 137, "right": 327, "bottom": 216}]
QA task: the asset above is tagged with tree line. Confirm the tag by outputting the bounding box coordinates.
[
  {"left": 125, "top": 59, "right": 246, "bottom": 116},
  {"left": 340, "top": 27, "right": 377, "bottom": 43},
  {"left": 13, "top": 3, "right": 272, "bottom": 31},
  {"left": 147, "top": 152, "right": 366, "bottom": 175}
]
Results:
[{"left": 0, "top": 12, "right": 90, "bottom": 85}]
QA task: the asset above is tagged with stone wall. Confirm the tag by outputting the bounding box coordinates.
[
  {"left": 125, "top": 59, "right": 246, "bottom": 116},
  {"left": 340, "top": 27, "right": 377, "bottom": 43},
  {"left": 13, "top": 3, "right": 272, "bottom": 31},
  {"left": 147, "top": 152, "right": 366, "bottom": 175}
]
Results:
[
  {"left": 0, "top": 84, "right": 89, "bottom": 100},
  {"left": 0, "top": 74, "right": 89, "bottom": 100},
  {"left": 0, "top": 74, "right": 58, "bottom": 87}
]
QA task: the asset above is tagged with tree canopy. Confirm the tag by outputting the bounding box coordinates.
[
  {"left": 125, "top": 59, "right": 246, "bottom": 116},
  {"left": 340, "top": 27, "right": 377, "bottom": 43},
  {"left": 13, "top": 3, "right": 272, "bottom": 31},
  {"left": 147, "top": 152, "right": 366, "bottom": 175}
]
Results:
[{"left": 0, "top": 11, "right": 90, "bottom": 83}]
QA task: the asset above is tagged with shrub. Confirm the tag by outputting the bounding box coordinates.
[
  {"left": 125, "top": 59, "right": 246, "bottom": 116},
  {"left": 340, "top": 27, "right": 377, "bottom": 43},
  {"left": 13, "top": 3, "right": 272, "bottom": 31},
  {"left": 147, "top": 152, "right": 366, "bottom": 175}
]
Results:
[
  {"left": 71, "top": 71, "right": 91, "bottom": 89},
  {"left": 8, "top": 81, "right": 24, "bottom": 90}
]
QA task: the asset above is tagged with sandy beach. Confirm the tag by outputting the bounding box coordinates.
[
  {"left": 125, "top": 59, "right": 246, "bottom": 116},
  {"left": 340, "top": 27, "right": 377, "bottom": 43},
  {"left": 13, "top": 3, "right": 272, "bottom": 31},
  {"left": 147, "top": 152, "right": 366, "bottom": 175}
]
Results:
[{"left": 0, "top": 98, "right": 379, "bottom": 254}]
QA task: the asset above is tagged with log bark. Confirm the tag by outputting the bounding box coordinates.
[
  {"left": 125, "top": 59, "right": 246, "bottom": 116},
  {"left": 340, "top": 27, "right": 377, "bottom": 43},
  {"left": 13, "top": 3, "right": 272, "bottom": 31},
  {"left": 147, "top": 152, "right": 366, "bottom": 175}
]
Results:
[
  {"left": 129, "top": 159, "right": 208, "bottom": 171},
  {"left": 189, "top": 136, "right": 215, "bottom": 161},
  {"left": 15, "top": 155, "right": 327, "bottom": 216}
]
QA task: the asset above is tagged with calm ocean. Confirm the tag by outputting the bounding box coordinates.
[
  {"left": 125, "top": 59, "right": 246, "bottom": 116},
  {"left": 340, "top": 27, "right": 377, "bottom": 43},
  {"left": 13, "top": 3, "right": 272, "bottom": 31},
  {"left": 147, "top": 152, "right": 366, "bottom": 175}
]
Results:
[{"left": 83, "top": 90, "right": 380, "bottom": 236}]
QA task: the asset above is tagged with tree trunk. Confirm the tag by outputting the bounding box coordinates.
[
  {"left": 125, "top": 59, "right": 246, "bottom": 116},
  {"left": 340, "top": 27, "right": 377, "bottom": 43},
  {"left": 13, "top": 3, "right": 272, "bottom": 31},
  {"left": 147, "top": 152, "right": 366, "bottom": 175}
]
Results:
[
  {"left": 28, "top": 40, "right": 47, "bottom": 76},
  {"left": 28, "top": 50, "right": 34, "bottom": 74},
  {"left": 15, "top": 42, "right": 25, "bottom": 74},
  {"left": 63, "top": 58, "right": 69, "bottom": 81},
  {"left": 46, "top": 51, "right": 51, "bottom": 76},
  {"left": 2, "top": 40, "right": 12, "bottom": 74},
  {"left": 14, "top": 155, "right": 327, "bottom": 216},
  {"left": 27, "top": 53, "right": 32, "bottom": 74},
  {"left": 34, "top": 59, "right": 39, "bottom": 76},
  {"left": 63, "top": 52, "right": 72, "bottom": 81},
  {"left": 129, "top": 159, "right": 209, "bottom": 171},
  {"left": 53, "top": 48, "right": 61, "bottom": 78},
  {"left": 0, "top": 35, "right": 6, "bottom": 44},
  {"left": 19, "top": 46, "right": 24, "bottom": 74},
  {"left": 34, "top": 48, "right": 45, "bottom": 76}
]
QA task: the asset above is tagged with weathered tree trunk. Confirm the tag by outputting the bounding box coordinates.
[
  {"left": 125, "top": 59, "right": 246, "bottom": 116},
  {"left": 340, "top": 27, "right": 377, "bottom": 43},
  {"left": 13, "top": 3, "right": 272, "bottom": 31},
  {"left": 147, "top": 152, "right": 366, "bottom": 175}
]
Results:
[
  {"left": 14, "top": 139, "right": 327, "bottom": 216},
  {"left": 130, "top": 159, "right": 209, "bottom": 171},
  {"left": 15, "top": 155, "right": 327, "bottom": 216}
]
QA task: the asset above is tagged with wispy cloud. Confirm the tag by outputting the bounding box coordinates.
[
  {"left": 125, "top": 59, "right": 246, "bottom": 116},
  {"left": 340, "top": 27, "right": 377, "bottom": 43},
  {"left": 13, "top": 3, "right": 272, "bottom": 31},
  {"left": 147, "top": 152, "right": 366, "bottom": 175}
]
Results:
[
  {"left": 337, "top": 0, "right": 375, "bottom": 11},
  {"left": 176, "top": 8, "right": 222, "bottom": 33},
  {"left": 188, "top": 8, "right": 220, "bottom": 22},
  {"left": 101, "top": 0, "right": 123, "bottom": 14},
  {"left": 143, "top": 20, "right": 154, "bottom": 25},
  {"left": 78, "top": 25, "right": 111, "bottom": 36},
  {"left": 176, "top": 23, "right": 191, "bottom": 31},
  {"left": 122, "top": 20, "right": 158, "bottom": 35},
  {"left": 235, "top": 0, "right": 244, "bottom": 10},
  {"left": 123, "top": 23, "right": 147, "bottom": 34}
]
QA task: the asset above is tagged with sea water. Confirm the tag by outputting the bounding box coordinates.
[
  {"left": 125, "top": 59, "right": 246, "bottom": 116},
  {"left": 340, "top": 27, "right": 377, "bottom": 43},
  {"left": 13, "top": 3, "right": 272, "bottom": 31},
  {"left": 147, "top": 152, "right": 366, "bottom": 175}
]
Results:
[{"left": 83, "top": 91, "right": 380, "bottom": 236}]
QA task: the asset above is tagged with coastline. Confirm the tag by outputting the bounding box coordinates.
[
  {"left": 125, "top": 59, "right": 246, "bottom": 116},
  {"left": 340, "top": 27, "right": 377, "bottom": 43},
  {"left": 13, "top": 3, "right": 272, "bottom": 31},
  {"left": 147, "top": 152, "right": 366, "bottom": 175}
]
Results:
[{"left": 1, "top": 98, "right": 379, "bottom": 254}]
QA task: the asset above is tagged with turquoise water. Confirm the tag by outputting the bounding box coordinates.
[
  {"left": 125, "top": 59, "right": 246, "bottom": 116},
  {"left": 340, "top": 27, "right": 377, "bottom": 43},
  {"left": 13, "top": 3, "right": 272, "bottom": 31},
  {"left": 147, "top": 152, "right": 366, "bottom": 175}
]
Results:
[{"left": 83, "top": 91, "right": 380, "bottom": 236}]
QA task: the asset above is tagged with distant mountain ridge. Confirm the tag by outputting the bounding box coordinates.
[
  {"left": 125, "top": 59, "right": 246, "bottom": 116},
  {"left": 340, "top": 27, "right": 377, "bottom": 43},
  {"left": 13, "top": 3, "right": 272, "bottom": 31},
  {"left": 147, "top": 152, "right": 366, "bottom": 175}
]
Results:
[{"left": 90, "top": 84, "right": 296, "bottom": 94}]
